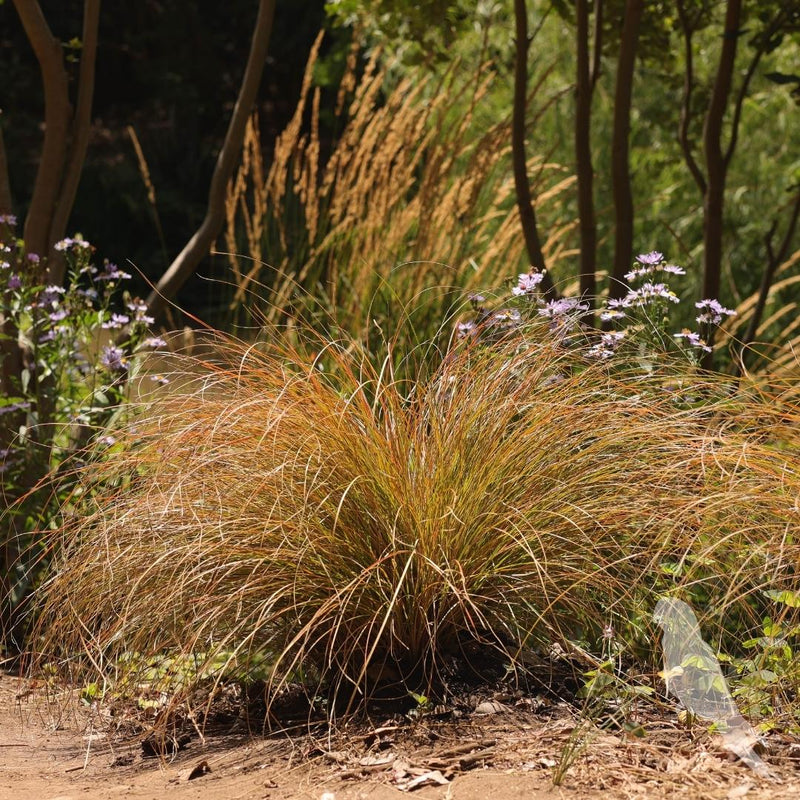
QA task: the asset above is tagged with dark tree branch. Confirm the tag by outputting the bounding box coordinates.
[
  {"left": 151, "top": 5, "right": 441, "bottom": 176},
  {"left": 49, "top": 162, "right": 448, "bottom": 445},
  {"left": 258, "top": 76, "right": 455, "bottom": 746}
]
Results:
[
  {"left": 146, "top": 0, "right": 277, "bottom": 319},
  {"left": 609, "top": 0, "right": 644, "bottom": 301},
  {"left": 590, "top": 0, "right": 603, "bottom": 89},
  {"left": 12, "top": 0, "right": 70, "bottom": 259},
  {"left": 47, "top": 0, "right": 101, "bottom": 284},
  {"left": 723, "top": 11, "right": 784, "bottom": 170},
  {"left": 512, "top": 0, "right": 555, "bottom": 298},
  {"left": 722, "top": 51, "right": 760, "bottom": 171},
  {"left": 676, "top": 0, "right": 707, "bottom": 194},
  {"left": 700, "top": 0, "right": 742, "bottom": 367}
]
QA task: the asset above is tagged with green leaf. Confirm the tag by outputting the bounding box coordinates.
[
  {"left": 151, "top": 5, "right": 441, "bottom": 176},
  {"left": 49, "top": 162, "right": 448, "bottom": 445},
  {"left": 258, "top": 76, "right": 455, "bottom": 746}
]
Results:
[
  {"left": 741, "top": 669, "right": 778, "bottom": 687},
  {"left": 0, "top": 396, "right": 26, "bottom": 408},
  {"left": 763, "top": 588, "right": 800, "bottom": 608},
  {"left": 408, "top": 690, "right": 429, "bottom": 706}
]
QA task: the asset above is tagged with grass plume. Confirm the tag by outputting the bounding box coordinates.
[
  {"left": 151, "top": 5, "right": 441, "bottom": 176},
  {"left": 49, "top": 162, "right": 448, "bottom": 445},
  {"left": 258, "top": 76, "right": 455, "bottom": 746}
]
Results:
[{"left": 222, "top": 36, "right": 576, "bottom": 350}]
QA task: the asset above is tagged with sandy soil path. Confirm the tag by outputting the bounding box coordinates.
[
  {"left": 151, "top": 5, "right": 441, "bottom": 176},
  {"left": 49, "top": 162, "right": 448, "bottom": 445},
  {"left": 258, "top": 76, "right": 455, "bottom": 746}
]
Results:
[{"left": 1, "top": 674, "right": 797, "bottom": 800}]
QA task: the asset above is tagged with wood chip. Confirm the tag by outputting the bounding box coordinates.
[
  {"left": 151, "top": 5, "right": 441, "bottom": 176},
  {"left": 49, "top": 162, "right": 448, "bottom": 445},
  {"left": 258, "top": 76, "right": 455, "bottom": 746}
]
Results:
[
  {"left": 403, "top": 770, "right": 449, "bottom": 790},
  {"left": 185, "top": 759, "right": 212, "bottom": 781},
  {"left": 473, "top": 700, "right": 510, "bottom": 715}
]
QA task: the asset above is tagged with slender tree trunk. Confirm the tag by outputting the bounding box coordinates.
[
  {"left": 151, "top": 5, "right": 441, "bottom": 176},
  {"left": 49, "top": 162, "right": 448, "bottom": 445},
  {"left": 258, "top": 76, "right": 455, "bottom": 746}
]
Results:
[
  {"left": 512, "top": 0, "right": 555, "bottom": 298},
  {"left": 12, "top": 0, "right": 71, "bottom": 260},
  {"left": 146, "top": 0, "right": 277, "bottom": 319},
  {"left": 609, "top": 0, "right": 644, "bottom": 301},
  {"left": 676, "top": 1, "right": 707, "bottom": 195},
  {"left": 575, "top": 0, "right": 597, "bottom": 313},
  {"left": 702, "top": 0, "right": 742, "bottom": 304},
  {"left": 700, "top": 0, "right": 741, "bottom": 364},
  {"left": 47, "top": 0, "right": 101, "bottom": 285}
]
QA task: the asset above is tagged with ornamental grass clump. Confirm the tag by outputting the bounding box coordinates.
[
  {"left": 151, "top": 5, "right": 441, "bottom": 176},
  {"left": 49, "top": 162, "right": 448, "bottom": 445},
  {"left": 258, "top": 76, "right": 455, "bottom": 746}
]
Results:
[{"left": 33, "top": 322, "right": 800, "bottom": 713}]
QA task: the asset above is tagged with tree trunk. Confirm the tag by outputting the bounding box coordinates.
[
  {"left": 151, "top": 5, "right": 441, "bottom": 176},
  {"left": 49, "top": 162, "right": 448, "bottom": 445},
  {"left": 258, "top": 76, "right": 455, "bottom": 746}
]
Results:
[
  {"left": 47, "top": 0, "right": 101, "bottom": 285},
  {"left": 146, "top": 0, "right": 277, "bottom": 319},
  {"left": 700, "top": 0, "right": 741, "bottom": 366},
  {"left": 12, "top": 0, "right": 71, "bottom": 260},
  {"left": 512, "top": 0, "right": 555, "bottom": 298},
  {"left": 676, "top": 1, "right": 707, "bottom": 195},
  {"left": 702, "top": 0, "right": 741, "bottom": 306},
  {"left": 575, "top": 0, "right": 597, "bottom": 313},
  {"left": 609, "top": 0, "right": 644, "bottom": 302}
]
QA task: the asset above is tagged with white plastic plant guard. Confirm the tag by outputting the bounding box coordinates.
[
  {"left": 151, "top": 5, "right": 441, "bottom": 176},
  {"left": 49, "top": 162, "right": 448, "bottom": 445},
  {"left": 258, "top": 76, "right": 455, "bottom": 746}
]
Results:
[{"left": 653, "top": 597, "right": 770, "bottom": 776}]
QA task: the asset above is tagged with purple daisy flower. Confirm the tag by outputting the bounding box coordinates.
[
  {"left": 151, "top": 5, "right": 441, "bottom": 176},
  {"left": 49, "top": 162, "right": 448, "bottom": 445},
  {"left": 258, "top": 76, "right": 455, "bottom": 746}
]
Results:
[
  {"left": 635, "top": 251, "right": 664, "bottom": 266},
  {"left": 101, "top": 313, "right": 130, "bottom": 329},
  {"left": 96, "top": 262, "right": 132, "bottom": 281},
  {"left": 537, "top": 297, "right": 590, "bottom": 319},
  {"left": 695, "top": 299, "right": 736, "bottom": 325},
  {"left": 100, "top": 345, "right": 127, "bottom": 371},
  {"left": 511, "top": 270, "right": 545, "bottom": 296},
  {"left": 674, "top": 329, "right": 712, "bottom": 352}
]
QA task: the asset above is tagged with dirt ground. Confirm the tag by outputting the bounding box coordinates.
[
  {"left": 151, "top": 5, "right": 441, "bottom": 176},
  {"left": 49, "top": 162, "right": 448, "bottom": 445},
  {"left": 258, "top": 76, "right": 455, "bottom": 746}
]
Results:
[{"left": 2, "top": 673, "right": 799, "bottom": 800}]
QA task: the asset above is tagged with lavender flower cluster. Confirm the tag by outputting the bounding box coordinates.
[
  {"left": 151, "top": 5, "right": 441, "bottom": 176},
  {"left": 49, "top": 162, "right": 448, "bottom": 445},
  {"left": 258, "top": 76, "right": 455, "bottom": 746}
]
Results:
[
  {"left": 1, "top": 217, "right": 169, "bottom": 476},
  {"left": 2, "top": 230, "right": 162, "bottom": 362},
  {"left": 592, "top": 250, "right": 735, "bottom": 360},
  {"left": 458, "top": 271, "right": 590, "bottom": 343},
  {"left": 457, "top": 251, "right": 737, "bottom": 366}
]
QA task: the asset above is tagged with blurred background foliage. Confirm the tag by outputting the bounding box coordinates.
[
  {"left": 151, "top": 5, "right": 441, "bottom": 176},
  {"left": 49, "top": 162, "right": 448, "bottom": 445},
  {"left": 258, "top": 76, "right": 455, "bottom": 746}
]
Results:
[
  {"left": 0, "top": 0, "right": 345, "bottom": 316},
  {"left": 2, "top": 0, "right": 800, "bottom": 346}
]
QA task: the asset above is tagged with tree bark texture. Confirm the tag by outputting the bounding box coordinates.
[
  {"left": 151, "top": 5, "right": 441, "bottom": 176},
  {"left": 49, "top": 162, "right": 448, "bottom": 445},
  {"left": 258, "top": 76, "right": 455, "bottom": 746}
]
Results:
[
  {"left": 146, "top": 0, "right": 277, "bottom": 319},
  {"left": 699, "top": 0, "right": 741, "bottom": 366},
  {"left": 12, "top": 0, "right": 71, "bottom": 260},
  {"left": 676, "top": 1, "right": 707, "bottom": 195},
  {"left": 609, "top": 0, "right": 644, "bottom": 301},
  {"left": 701, "top": 0, "right": 741, "bottom": 306},
  {"left": 512, "top": 0, "right": 555, "bottom": 298}
]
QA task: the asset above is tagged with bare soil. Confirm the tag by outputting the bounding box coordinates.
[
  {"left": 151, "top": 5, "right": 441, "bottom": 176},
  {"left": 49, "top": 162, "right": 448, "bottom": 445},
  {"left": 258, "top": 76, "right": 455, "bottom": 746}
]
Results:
[{"left": 2, "top": 673, "right": 799, "bottom": 800}]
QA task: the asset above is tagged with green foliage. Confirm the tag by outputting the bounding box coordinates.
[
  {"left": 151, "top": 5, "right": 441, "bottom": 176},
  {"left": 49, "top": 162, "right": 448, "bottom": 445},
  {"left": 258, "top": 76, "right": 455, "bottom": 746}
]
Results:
[
  {"left": 0, "top": 219, "right": 165, "bottom": 642},
  {"left": 323, "top": 1, "right": 800, "bottom": 370},
  {"left": 326, "top": 0, "right": 477, "bottom": 58},
  {"left": 731, "top": 592, "right": 800, "bottom": 731}
]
